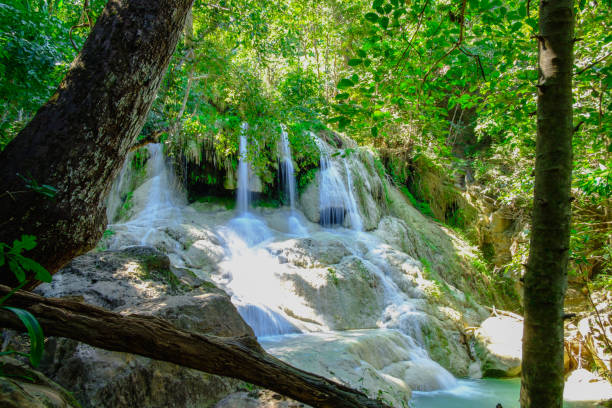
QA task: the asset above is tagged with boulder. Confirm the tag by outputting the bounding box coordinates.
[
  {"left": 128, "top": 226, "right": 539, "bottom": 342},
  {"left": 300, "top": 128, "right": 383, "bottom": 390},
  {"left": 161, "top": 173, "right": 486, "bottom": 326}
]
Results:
[
  {"left": 34, "top": 246, "right": 254, "bottom": 408},
  {"left": 563, "top": 369, "right": 612, "bottom": 402},
  {"left": 267, "top": 235, "right": 351, "bottom": 269},
  {"left": 215, "top": 390, "right": 308, "bottom": 408},
  {"left": 473, "top": 315, "right": 523, "bottom": 377},
  {"left": 299, "top": 178, "right": 320, "bottom": 224},
  {"left": 0, "top": 357, "right": 81, "bottom": 408}
]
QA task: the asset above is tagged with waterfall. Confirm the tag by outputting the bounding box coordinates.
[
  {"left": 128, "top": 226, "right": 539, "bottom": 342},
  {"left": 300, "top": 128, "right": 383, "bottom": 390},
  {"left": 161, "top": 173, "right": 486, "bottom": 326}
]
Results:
[
  {"left": 313, "top": 134, "right": 364, "bottom": 230},
  {"left": 104, "top": 128, "right": 462, "bottom": 401},
  {"left": 104, "top": 143, "right": 184, "bottom": 249},
  {"left": 237, "top": 122, "right": 250, "bottom": 214},
  {"left": 279, "top": 125, "right": 308, "bottom": 236},
  {"left": 279, "top": 125, "right": 297, "bottom": 209},
  {"left": 343, "top": 160, "right": 363, "bottom": 232},
  {"left": 220, "top": 123, "right": 297, "bottom": 337},
  {"left": 136, "top": 144, "right": 183, "bottom": 245}
]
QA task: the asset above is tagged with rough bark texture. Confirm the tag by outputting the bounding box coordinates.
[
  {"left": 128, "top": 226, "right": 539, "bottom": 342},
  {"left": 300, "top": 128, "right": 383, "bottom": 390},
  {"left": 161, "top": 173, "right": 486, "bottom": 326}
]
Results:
[
  {"left": 0, "top": 286, "right": 389, "bottom": 408},
  {"left": 520, "top": 1, "right": 574, "bottom": 407},
  {"left": 0, "top": 0, "right": 194, "bottom": 289}
]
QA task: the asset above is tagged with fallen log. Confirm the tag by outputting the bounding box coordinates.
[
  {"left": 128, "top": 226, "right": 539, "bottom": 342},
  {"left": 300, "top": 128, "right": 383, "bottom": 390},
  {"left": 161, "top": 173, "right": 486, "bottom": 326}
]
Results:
[{"left": 0, "top": 286, "right": 390, "bottom": 408}]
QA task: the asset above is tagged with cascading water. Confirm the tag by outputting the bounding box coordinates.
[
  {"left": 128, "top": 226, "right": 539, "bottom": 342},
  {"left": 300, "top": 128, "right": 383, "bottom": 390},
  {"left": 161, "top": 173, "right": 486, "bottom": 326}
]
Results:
[
  {"left": 279, "top": 125, "right": 308, "bottom": 236},
  {"left": 218, "top": 123, "right": 300, "bottom": 337},
  {"left": 343, "top": 160, "right": 364, "bottom": 232},
  {"left": 98, "top": 123, "right": 604, "bottom": 407},
  {"left": 313, "top": 134, "right": 363, "bottom": 231},
  {"left": 106, "top": 143, "right": 184, "bottom": 248},
  {"left": 237, "top": 122, "right": 250, "bottom": 214},
  {"left": 137, "top": 144, "right": 183, "bottom": 245},
  {"left": 104, "top": 130, "right": 477, "bottom": 406}
]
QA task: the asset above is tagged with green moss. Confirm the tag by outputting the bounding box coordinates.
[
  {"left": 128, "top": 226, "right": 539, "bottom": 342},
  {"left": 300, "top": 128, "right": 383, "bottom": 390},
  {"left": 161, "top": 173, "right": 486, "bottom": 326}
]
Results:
[
  {"left": 252, "top": 197, "right": 281, "bottom": 208},
  {"left": 194, "top": 195, "right": 235, "bottom": 209},
  {"left": 138, "top": 255, "right": 185, "bottom": 291},
  {"left": 327, "top": 267, "right": 339, "bottom": 285},
  {"left": 117, "top": 191, "right": 134, "bottom": 220}
]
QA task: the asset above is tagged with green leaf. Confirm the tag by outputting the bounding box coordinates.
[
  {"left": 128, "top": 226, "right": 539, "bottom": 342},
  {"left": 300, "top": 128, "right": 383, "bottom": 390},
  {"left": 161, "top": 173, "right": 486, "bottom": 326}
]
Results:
[
  {"left": 365, "top": 12, "right": 379, "bottom": 23},
  {"left": 16, "top": 256, "right": 51, "bottom": 283},
  {"left": 12, "top": 235, "right": 37, "bottom": 253},
  {"left": 2, "top": 307, "right": 44, "bottom": 367},
  {"left": 8, "top": 259, "right": 26, "bottom": 283},
  {"left": 335, "top": 92, "right": 350, "bottom": 100},
  {"left": 372, "top": 0, "right": 384, "bottom": 8},
  {"left": 337, "top": 78, "right": 355, "bottom": 89},
  {"left": 348, "top": 58, "right": 363, "bottom": 66},
  {"left": 608, "top": 143, "right": 612, "bottom": 153},
  {"left": 379, "top": 16, "right": 389, "bottom": 29},
  {"left": 371, "top": 126, "right": 378, "bottom": 137}
]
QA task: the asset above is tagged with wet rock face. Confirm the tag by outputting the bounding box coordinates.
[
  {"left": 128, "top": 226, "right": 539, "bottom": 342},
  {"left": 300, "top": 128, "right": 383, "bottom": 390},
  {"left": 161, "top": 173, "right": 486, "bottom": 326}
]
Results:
[{"left": 35, "top": 246, "right": 253, "bottom": 408}]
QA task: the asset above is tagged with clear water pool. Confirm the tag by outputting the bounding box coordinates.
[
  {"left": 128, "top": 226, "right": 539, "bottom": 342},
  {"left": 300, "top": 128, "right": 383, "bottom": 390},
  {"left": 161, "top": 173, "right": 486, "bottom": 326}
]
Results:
[{"left": 409, "top": 378, "right": 603, "bottom": 408}]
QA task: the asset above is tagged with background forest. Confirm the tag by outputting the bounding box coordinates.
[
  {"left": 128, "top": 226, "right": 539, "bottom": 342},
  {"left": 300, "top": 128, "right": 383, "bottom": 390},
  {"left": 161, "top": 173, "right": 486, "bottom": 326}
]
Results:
[
  {"left": 0, "top": 0, "right": 611, "bottom": 407},
  {"left": 2, "top": 0, "right": 609, "bottom": 298}
]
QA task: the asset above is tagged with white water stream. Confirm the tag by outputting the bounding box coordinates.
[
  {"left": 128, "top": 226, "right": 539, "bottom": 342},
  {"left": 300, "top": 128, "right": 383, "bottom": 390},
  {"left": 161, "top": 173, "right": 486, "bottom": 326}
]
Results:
[
  {"left": 313, "top": 134, "right": 363, "bottom": 231},
  {"left": 279, "top": 125, "right": 308, "bottom": 236}
]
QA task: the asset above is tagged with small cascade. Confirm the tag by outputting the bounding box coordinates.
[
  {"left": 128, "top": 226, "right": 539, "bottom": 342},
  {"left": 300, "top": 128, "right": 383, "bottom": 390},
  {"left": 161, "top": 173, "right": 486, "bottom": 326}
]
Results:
[
  {"left": 106, "top": 143, "right": 184, "bottom": 248},
  {"left": 343, "top": 160, "right": 363, "bottom": 232},
  {"left": 237, "top": 122, "right": 250, "bottom": 214},
  {"left": 279, "top": 125, "right": 308, "bottom": 236},
  {"left": 279, "top": 125, "right": 297, "bottom": 209},
  {"left": 136, "top": 144, "right": 183, "bottom": 245},
  {"left": 313, "top": 133, "right": 364, "bottom": 230},
  {"left": 218, "top": 123, "right": 298, "bottom": 337}
]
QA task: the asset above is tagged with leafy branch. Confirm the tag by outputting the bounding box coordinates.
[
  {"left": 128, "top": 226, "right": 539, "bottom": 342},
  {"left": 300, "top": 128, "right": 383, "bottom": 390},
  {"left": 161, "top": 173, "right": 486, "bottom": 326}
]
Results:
[
  {"left": 0, "top": 235, "right": 51, "bottom": 368},
  {"left": 421, "top": 0, "right": 468, "bottom": 85}
]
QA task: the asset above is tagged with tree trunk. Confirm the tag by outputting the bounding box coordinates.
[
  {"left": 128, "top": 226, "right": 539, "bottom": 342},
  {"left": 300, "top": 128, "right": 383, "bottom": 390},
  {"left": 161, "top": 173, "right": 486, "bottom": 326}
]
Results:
[
  {"left": 0, "top": 0, "right": 194, "bottom": 290},
  {"left": 520, "top": 1, "right": 574, "bottom": 407},
  {"left": 0, "top": 285, "right": 389, "bottom": 408}
]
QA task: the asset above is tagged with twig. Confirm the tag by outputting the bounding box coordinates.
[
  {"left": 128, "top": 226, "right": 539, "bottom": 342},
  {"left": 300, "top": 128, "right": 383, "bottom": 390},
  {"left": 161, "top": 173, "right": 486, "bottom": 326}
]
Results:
[
  {"left": 459, "top": 46, "right": 486, "bottom": 80},
  {"left": 393, "top": 0, "right": 431, "bottom": 72},
  {"left": 69, "top": 0, "right": 92, "bottom": 51},
  {"left": 579, "top": 265, "right": 612, "bottom": 357},
  {"left": 575, "top": 50, "right": 612, "bottom": 76},
  {"left": 484, "top": 305, "right": 524, "bottom": 321},
  {"left": 421, "top": 0, "right": 467, "bottom": 85}
]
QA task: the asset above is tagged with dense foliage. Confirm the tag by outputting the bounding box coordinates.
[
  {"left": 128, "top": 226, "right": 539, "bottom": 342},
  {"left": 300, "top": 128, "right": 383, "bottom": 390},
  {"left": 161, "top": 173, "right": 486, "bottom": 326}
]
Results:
[{"left": 1, "top": 0, "right": 610, "bottom": 288}]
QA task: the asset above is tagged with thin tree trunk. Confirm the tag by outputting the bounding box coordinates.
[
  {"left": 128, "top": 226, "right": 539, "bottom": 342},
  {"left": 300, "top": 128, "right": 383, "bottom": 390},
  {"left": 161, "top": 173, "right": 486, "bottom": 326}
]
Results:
[
  {"left": 0, "top": 286, "right": 389, "bottom": 408},
  {"left": 520, "top": 0, "right": 574, "bottom": 407},
  {"left": 0, "top": 0, "right": 194, "bottom": 289}
]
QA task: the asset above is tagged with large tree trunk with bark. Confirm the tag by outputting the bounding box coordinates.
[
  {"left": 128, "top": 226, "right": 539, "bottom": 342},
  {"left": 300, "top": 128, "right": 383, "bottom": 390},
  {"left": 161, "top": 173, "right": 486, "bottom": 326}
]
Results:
[
  {"left": 0, "top": 285, "right": 389, "bottom": 408},
  {"left": 520, "top": 1, "right": 574, "bottom": 407},
  {"left": 0, "top": 0, "right": 194, "bottom": 290}
]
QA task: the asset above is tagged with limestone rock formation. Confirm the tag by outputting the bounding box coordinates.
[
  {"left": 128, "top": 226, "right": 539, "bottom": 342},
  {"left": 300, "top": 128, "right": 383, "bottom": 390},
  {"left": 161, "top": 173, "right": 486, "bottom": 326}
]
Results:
[
  {"left": 33, "top": 246, "right": 253, "bottom": 408},
  {"left": 473, "top": 315, "right": 523, "bottom": 377}
]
